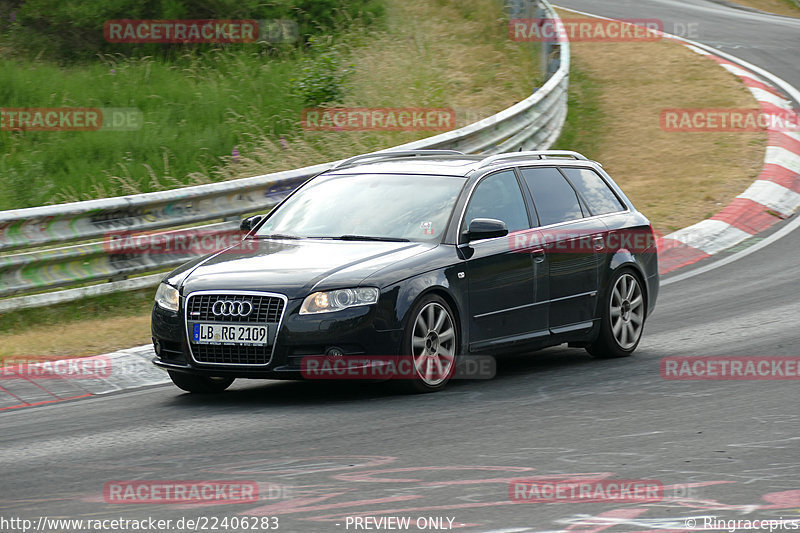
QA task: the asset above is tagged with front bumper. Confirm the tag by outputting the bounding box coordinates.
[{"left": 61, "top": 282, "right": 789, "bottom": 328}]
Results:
[{"left": 151, "top": 297, "right": 404, "bottom": 379}]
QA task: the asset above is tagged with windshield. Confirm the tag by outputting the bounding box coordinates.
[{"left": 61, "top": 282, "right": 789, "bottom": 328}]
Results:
[{"left": 256, "top": 173, "right": 465, "bottom": 242}]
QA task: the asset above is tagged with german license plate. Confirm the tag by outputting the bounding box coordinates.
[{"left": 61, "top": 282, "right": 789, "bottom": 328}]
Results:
[{"left": 190, "top": 323, "right": 272, "bottom": 346}]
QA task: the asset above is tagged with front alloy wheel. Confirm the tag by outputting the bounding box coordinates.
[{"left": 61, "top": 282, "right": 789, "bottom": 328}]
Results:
[{"left": 401, "top": 295, "right": 458, "bottom": 393}]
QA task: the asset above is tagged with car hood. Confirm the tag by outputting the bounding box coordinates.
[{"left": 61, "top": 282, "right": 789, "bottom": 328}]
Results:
[{"left": 176, "top": 238, "right": 437, "bottom": 299}]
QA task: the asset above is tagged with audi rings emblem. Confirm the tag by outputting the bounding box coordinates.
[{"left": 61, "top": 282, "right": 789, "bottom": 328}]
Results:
[{"left": 212, "top": 300, "right": 253, "bottom": 317}]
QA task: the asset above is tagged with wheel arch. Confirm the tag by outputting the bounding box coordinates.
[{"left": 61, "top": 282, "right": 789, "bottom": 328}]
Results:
[
  {"left": 397, "top": 282, "right": 466, "bottom": 356},
  {"left": 607, "top": 250, "right": 650, "bottom": 318}
]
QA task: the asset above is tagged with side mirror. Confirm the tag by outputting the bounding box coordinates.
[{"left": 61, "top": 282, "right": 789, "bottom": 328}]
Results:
[
  {"left": 464, "top": 218, "right": 508, "bottom": 242},
  {"left": 240, "top": 215, "right": 263, "bottom": 232}
]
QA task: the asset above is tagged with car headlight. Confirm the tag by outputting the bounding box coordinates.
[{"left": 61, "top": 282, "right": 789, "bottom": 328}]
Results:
[
  {"left": 299, "top": 287, "right": 379, "bottom": 315},
  {"left": 155, "top": 283, "right": 180, "bottom": 312}
]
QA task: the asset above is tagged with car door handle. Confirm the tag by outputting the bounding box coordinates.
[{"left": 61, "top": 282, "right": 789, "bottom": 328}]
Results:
[
  {"left": 593, "top": 236, "right": 605, "bottom": 251},
  {"left": 531, "top": 248, "right": 546, "bottom": 263}
]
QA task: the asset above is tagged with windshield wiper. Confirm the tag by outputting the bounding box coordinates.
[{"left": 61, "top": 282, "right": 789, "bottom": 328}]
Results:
[
  {"left": 254, "top": 234, "right": 303, "bottom": 240},
  {"left": 317, "top": 235, "right": 411, "bottom": 242}
]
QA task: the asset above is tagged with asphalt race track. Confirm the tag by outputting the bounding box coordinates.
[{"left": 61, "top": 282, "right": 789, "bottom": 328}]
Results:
[{"left": 1, "top": 2, "right": 798, "bottom": 532}]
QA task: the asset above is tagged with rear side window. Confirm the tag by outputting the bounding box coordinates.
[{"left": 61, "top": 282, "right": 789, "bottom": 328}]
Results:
[
  {"left": 520, "top": 167, "right": 584, "bottom": 226},
  {"left": 463, "top": 170, "right": 530, "bottom": 234},
  {"left": 561, "top": 167, "right": 626, "bottom": 216}
]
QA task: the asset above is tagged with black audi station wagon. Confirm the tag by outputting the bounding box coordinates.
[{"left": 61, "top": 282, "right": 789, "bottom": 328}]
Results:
[{"left": 152, "top": 150, "right": 659, "bottom": 393}]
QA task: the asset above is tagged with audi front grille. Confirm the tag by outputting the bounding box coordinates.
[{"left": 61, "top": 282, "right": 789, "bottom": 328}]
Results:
[
  {"left": 185, "top": 291, "right": 287, "bottom": 366},
  {"left": 187, "top": 293, "right": 284, "bottom": 323}
]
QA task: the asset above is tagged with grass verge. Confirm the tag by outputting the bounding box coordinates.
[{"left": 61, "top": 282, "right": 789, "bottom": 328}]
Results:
[
  {"left": 204, "top": 0, "right": 542, "bottom": 183},
  {"left": 730, "top": 0, "right": 800, "bottom": 17},
  {"left": 0, "top": 289, "right": 155, "bottom": 361},
  {"left": 0, "top": 51, "right": 309, "bottom": 209}
]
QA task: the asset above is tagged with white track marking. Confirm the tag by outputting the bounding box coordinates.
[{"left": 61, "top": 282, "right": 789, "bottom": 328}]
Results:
[
  {"left": 738, "top": 180, "right": 800, "bottom": 216},
  {"left": 663, "top": 220, "right": 752, "bottom": 255}
]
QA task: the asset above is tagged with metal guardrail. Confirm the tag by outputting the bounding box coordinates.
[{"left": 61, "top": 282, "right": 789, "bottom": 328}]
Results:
[{"left": 0, "top": 0, "right": 570, "bottom": 312}]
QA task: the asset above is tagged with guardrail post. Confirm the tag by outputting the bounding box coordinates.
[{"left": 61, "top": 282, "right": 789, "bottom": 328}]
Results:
[
  {"left": 510, "top": 0, "right": 550, "bottom": 80},
  {"left": 547, "top": 43, "right": 561, "bottom": 79}
]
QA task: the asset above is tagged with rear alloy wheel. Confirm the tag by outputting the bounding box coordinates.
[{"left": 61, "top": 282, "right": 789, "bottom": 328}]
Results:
[
  {"left": 168, "top": 371, "right": 235, "bottom": 393},
  {"left": 399, "top": 295, "right": 458, "bottom": 393},
  {"left": 587, "top": 269, "right": 646, "bottom": 359}
]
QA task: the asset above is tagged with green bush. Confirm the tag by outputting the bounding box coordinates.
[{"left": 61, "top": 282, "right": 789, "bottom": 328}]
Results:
[{"left": 291, "top": 37, "right": 352, "bottom": 106}]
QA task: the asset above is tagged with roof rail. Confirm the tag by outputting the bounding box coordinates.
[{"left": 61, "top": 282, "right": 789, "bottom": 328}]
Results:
[
  {"left": 332, "top": 150, "right": 466, "bottom": 170},
  {"left": 475, "top": 151, "right": 589, "bottom": 170}
]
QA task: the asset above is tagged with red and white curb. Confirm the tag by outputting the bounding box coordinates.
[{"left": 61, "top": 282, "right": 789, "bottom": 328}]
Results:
[
  {"left": 656, "top": 45, "right": 800, "bottom": 274},
  {"left": 0, "top": 345, "right": 166, "bottom": 411}
]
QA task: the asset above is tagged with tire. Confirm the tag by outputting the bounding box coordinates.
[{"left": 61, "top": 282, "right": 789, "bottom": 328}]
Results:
[
  {"left": 396, "top": 294, "right": 459, "bottom": 394},
  {"left": 587, "top": 268, "right": 647, "bottom": 359},
  {"left": 168, "top": 371, "right": 235, "bottom": 393}
]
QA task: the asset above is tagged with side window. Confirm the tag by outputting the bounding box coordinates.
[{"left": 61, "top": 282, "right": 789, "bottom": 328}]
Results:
[
  {"left": 520, "top": 167, "right": 584, "bottom": 226},
  {"left": 463, "top": 170, "right": 530, "bottom": 236},
  {"left": 561, "top": 167, "right": 626, "bottom": 216}
]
